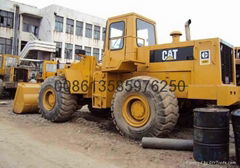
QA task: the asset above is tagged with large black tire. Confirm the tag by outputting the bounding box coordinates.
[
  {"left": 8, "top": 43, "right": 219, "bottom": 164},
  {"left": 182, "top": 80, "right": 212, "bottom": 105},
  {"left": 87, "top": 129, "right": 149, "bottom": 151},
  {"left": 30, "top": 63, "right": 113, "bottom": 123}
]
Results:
[
  {"left": 0, "top": 79, "right": 3, "bottom": 99},
  {"left": 39, "top": 77, "right": 78, "bottom": 122},
  {"left": 111, "top": 76, "right": 179, "bottom": 140}
]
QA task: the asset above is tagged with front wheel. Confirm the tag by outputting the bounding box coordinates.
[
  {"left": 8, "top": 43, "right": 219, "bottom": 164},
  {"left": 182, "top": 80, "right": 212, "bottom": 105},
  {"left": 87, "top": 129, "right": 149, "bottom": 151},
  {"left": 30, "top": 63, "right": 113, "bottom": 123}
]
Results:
[
  {"left": 39, "top": 77, "right": 78, "bottom": 122},
  {"left": 111, "top": 76, "right": 179, "bottom": 140}
]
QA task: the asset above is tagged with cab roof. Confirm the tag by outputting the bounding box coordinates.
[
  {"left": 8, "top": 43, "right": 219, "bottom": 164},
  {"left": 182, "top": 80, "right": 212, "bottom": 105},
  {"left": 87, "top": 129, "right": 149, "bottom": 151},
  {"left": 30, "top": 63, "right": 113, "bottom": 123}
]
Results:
[{"left": 108, "top": 12, "right": 156, "bottom": 25}]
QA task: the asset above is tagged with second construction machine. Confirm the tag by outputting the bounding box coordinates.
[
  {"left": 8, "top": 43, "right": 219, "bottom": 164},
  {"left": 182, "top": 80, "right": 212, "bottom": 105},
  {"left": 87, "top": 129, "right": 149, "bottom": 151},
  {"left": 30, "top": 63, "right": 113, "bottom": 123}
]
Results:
[{"left": 0, "top": 54, "right": 28, "bottom": 98}]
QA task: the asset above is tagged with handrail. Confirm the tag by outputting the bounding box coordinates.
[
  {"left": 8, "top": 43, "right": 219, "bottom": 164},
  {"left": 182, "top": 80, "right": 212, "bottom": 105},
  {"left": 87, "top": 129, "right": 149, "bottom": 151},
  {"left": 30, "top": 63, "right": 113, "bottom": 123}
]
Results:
[{"left": 110, "top": 36, "right": 146, "bottom": 46}]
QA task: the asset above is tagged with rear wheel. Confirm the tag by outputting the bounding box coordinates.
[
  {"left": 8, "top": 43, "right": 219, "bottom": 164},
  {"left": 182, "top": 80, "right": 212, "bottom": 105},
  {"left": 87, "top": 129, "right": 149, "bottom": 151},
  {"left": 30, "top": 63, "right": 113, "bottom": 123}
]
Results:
[
  {"left": 111, "top": 76, "right": 179, "bottom": 140},
  {"left": 39, "top": 77, "right": 78, "bottom": 122}
]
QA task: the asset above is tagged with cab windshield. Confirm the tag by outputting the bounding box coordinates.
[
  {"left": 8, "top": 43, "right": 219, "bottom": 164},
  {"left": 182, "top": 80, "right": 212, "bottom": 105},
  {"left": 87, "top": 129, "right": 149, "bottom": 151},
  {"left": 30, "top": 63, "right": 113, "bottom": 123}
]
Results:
[{"left": 136, "top": 19, "right": 156, "bottom": 47}]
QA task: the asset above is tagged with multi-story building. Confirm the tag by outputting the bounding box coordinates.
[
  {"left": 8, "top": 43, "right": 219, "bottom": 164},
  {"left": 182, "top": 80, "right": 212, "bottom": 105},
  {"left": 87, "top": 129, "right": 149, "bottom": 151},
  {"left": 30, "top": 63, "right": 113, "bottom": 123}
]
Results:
[{"left": 0, "top": 0, "right": 106, "bottom": 62}]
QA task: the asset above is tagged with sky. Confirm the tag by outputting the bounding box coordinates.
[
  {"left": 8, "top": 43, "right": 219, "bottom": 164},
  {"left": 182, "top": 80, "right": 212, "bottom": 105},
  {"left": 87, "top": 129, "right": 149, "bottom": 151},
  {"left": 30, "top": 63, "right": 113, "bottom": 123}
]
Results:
[{"left": 12, "top": 0, "right": 240, "bottom": 46}]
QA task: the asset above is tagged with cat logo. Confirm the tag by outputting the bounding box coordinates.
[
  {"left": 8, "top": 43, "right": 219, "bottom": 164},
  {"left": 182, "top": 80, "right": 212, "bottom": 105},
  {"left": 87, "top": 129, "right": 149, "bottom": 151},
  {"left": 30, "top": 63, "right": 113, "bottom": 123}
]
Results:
[
  {"left": 150, "top": 46, "right": 193, "bottom": 63},
  {"left": 200, "top": 50, "right": 210, "bottom": 65},
  {"left": 162, "top": 49, "right": 178, "bottom": 61}
]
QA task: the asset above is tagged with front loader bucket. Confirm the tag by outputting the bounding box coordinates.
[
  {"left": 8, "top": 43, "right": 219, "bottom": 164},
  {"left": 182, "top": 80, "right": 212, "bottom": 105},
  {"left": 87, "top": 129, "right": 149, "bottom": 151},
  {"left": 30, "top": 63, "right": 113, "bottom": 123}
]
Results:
[{"left": 13, "top": 83, "right": 41, "bottom": 114}]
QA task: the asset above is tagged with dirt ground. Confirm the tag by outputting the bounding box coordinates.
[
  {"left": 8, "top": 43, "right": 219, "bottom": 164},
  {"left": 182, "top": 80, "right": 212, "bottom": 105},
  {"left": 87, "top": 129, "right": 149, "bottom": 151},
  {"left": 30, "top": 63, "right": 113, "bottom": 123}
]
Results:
[{"left": 0, "top": 100, "right": 238, "bottom": 168}]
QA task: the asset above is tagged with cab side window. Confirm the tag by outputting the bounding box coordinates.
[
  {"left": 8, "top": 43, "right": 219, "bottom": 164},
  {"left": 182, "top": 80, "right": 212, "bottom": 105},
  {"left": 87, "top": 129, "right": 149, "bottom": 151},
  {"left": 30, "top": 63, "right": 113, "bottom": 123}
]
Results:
[{"left": 109, "top": 21, "right": 125, "bottom": 50}]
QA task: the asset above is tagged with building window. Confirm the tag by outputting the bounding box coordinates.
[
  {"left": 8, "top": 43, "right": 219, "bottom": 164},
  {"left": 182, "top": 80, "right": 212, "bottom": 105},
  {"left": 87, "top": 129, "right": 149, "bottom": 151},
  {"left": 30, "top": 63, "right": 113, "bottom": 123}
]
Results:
[
  {"left": 55, "top": 15, "right": 63, "bottom": 32},
  {"left": 23, "top": 23, "right": 39, "bottom": 36},
  {"left": 102, "top": 27, "right": 106, "bottom": 41},
  {"left": 85, "top": 23, "right": 92, "bottom": 38},
  {"left": 0, "top": 10, "right": 14, "bottom": 28},
  {"left": 66, "top": 18, "right": 74, "bottom": 34},
  {"left": 55, "top": 42, "right": 62, "bottom": 58},
  {"left": 84, "top": 46, "right": 91, "bottom": 56},
  {"left": 76, "top": 21, "right": 83, "bottom": 36},
  {"left": 65, "top": 43, "right": 73, "bottom": 59},
  {"left": 94, "top": 25, "right": 100, "bottom": 40},
  {"left": 0, "top": 37, "right": 12, "bottom": 54},
  {"left": 93, "top": 48, "right": 100, "bottom": 60},
  {"left": 75, "top": 45, "right": 82, "bottom": 60}
]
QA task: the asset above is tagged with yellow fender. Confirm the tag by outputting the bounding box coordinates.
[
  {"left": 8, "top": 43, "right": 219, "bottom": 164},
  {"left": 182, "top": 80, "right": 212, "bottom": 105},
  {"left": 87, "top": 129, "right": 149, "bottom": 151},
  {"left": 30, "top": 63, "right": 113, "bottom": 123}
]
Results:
[{"left": 13, "top": 83, "right": 41, "bottom": 114}]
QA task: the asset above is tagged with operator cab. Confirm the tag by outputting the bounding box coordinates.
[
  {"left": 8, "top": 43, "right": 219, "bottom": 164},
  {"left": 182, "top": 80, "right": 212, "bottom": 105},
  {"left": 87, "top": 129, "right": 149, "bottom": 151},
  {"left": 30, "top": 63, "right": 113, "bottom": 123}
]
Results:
[
  {"left": 102, "top": 13, "right": 157, "bottom": 72},
  {"left": 0, "top": 54, "right": 20, "bottom": 77}
]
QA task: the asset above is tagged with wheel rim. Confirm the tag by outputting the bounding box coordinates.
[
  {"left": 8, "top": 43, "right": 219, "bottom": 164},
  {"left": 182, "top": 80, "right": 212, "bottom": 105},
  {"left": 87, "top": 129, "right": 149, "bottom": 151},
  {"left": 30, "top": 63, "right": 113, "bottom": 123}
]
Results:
[
  {"left": 122, "top": 94, "right": 150, "bottom": 127},
  {"left": 43, "top": 88, "right": 56, "bottom": 111}
]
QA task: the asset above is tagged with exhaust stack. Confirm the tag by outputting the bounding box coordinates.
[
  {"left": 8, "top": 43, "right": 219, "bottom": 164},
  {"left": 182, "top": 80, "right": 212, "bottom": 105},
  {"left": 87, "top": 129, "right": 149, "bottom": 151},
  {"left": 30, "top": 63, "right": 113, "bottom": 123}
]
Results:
[{"left": 185, "top": 19, "right": 191, "bottom": 41}]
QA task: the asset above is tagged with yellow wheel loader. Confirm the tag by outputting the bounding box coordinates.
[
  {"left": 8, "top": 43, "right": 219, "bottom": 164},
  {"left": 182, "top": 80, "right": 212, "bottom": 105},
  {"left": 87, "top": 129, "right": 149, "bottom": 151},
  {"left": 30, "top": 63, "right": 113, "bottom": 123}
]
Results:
[
  {"left": 13, "top": 13, "right": 240, "bottom": 139},
  {"left": 0, "top": 54, "right": 59, "bottom": 99},
  {"left": 0, "top": 54, "right": 29, "bottom": 98}
]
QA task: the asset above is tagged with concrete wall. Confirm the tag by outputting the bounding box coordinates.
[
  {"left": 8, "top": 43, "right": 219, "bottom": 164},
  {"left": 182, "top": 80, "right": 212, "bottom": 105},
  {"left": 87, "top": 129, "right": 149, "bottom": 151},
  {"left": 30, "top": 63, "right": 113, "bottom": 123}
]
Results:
[
  {"left": 40, "top": 5, "right": 106, "bottom": 62},
  {"left": 0, "top": 0, "right": 42, "bottom": 54}
]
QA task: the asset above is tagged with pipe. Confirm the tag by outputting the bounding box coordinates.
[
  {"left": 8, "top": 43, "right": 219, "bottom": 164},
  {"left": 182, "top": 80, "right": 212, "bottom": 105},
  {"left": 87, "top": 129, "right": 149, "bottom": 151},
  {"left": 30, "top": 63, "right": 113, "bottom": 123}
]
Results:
[
  {"left": 142, "top": 137, "right": 193, "bottom": 151},
  {"left": 13, "top": 5, "right": 20, "bottom": 55},
  {"left": 185, "top": 19, "right": 192, "bottom": 41},
  {"left": 20, "top": 58, "right": 43, "bottom": 62}
]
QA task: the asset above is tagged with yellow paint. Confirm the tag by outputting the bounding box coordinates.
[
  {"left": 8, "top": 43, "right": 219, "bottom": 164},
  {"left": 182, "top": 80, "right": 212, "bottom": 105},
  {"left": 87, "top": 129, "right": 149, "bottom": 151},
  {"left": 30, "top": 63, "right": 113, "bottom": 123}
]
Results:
[
  {"left": 42, "top": 88, "right": 56, "bottom": 111},
  {"left": 0, "top": 54, "right": 20, "bottom": 77},
  {"left": 0, "top": 54, "right": 29, "bottom": 89},
  {"left": 63, "top": 55, "right": 97, "bottom": 98},
  {"left": 41, "top": 60, "right": 57, "bottom": 80},
  {"left": 13, "top": 82, "right": 41, "bottom": 113},
  {"left": 122, "top": 94, "right": 150, "bottom": 127}
]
